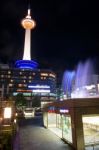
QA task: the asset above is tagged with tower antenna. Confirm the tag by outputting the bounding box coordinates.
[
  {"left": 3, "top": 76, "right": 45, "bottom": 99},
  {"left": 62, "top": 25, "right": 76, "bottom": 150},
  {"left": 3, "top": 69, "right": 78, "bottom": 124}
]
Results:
[
  {"left": 28, "top": 0, "right": 31, "bottom": 9},
  {"left": 27, "top": 0, "right": 31, "bottom": 15}
]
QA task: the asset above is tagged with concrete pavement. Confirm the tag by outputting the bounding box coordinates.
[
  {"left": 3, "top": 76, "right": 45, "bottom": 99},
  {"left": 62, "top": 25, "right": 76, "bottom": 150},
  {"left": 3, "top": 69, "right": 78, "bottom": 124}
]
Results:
[{"left": 14, "top": 116, "right": 73, "bottom": 150}]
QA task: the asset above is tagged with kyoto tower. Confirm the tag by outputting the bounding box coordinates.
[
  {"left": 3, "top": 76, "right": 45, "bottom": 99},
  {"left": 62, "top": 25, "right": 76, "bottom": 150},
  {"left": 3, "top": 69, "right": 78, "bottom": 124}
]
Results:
[{"left": 15, "top": 6, "right": 38, "bottom": 69}]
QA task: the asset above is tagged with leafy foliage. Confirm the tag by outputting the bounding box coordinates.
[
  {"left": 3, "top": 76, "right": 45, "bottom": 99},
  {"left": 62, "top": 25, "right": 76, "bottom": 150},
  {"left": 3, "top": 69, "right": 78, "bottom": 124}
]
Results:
[
  {"left": 15, "top": 93, "right": 27, "bottom": 107},
  {"left": 32, "top": 96, "right": 41, "bottom": 107}
]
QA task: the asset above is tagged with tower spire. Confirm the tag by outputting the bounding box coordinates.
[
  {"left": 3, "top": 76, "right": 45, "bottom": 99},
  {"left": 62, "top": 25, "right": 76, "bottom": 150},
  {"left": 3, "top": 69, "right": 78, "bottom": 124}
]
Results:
[
  {"left": 27, "top": 2, "right": 31, "bottom": 16},
  {"left": 28, "top": 0, "right": 31, "bottom": 16},
  {"left": 15, "top": 5, "right": 38, "bottom": 69},
  {"left": 28, "top": 8, "right": 30, "bottom": 16},
  {"left": 21, "top": 6, "right": 36, "bottom": 60}
]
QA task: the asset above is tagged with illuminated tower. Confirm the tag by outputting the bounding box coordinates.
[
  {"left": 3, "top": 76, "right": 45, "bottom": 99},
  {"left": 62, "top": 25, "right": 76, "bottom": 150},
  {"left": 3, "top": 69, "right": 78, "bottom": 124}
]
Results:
[{"left": 15, "top": 7, "right": 38, "bottom": 69}]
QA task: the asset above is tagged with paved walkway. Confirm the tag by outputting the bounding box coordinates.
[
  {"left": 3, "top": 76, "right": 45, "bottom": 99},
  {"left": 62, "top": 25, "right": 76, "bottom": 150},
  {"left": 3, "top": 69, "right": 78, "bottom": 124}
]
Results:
[{"left": 14, "top": 116, "right": 73, "bottom": 150}]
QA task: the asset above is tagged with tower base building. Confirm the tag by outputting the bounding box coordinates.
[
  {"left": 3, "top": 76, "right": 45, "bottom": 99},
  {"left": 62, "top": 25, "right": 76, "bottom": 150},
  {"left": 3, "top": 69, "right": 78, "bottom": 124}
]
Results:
[{"left": 0, "top": 64, "right": 56, "bottom": 107}]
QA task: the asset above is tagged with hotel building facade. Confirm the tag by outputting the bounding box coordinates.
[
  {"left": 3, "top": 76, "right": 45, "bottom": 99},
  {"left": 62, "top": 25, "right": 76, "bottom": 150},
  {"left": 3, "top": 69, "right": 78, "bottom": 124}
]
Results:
[{"left": 0, "top": 64, "right": 56, "bottom": 105}]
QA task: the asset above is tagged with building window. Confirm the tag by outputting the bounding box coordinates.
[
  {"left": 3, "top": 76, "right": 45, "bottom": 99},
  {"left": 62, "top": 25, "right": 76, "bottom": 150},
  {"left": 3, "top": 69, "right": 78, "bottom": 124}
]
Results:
[
  {"left": 49, "top": 73, "right": 56, "bottom": 78},
  {"left": 9, "top": 84, "right": 13, "bottom": 87},
  {"left": 24, "top": 84, "right": 27, "bottom": 87},
  {"left": 18, "top": 84, "right": 23, "bottom": 87},
  {"left": 41, "top": 73, "right": 48, "bottom": 76},
  {"left": 8, "top": 71, "right": 11, "bottom": 74},
  {"left": 8, "top": 75, "right": 11, "bottom": 78},
  {"left": 40, "top": 76, "right": 46, "bottom": 80},
  {"left": 10, "top": 79, "right": 13, "bottom": 82},
  {"left": 1, "top": 75, "right": 4, "bottom": 78},
  {"left": 23, "top": 76, "right": 26, "bottom": 79},
  {"left": 29, "top": 76, "right": 32, "bottom": 79}
]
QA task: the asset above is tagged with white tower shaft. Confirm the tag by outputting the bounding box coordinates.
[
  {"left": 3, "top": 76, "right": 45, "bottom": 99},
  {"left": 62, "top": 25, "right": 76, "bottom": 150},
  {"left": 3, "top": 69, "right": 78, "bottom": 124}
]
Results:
[{"left": 23, "top": 29, "right": 31, "bottom": 60}]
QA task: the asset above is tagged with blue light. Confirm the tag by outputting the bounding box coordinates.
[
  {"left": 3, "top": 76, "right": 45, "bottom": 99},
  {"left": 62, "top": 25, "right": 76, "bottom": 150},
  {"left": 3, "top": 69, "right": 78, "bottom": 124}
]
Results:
[
  {"left": 62, "top": 71, "right": 75, "bottom": 97},
  {"left": 28, "top": 85, "right": 50, "bottom": 89},
  {"left": 15, "top": 60, "right": 38, "bottom": 69}
]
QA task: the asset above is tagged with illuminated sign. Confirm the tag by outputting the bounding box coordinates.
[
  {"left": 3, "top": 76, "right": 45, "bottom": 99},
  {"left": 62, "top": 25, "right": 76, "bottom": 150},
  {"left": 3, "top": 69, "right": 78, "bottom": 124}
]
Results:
[
  {"left": 48, "top": 106, "right": 55, "bottom": 113},
  {"left": 28, "top": 85, "right": 50, "bottom": 89},
  {"left": 32, "top": 89, "right": 50, "bottom": 93},
  {"left": 60, "top": 109, "right": 69, "bottom": 113},
  {"left": 4, "top": 107, "right": 12, "bottom": 118},
  {"left": 17, "top": 89, "right": 32, "bottom": 92}
]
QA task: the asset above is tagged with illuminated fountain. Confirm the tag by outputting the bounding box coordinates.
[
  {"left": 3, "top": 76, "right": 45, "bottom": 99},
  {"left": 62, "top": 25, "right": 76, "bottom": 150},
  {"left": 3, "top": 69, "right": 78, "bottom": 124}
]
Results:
[
  {"left": 15, "top": 7, "right": 38, "bottom": 69},
  {"left": 61, "top": 71, "right": 75, "bottom": 98},
  {"left": 62, "top": 59, "right": 99, "bottom": 99}
]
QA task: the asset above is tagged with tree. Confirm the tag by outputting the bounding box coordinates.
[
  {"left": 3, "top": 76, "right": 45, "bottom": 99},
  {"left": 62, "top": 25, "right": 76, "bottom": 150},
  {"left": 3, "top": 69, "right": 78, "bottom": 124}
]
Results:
[
  {"left": 32, "top": 96, "right": 41, "bottom": 108},
  {"left": 15, "top": 93, "right": 27, "bottom": 108}
]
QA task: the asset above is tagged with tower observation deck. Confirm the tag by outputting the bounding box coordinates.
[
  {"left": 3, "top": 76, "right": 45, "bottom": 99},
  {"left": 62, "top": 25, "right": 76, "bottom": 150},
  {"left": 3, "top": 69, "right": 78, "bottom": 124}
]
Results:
[{"left": 15, "top": 8, "right": 38, "bottom": 69}]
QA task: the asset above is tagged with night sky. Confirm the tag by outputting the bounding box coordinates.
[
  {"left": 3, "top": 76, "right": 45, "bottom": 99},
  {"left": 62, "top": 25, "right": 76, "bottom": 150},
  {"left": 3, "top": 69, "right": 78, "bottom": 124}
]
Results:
[{"left": 0, "top": 0, "right": 98, "bottom": 73}]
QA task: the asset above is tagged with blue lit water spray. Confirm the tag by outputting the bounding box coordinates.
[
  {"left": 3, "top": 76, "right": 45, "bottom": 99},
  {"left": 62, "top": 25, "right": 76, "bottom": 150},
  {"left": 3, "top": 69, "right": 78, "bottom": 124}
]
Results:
[
  {"left": 62, "top": 59, "right": 98, "bottom": 99},
  {"left": 62, "top": 71, "right": 75, "bottom": 98}
]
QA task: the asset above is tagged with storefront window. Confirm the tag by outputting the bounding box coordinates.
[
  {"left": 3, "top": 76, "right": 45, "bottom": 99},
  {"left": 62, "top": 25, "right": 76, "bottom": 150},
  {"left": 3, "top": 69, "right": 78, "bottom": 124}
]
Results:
[
  {"left": 48, "top": 113, "right": 56, "bottom": 127},
  {"left": 43, "top": 112, "right": 48, "bottom": 127},
  {"left": 57, "top": 114, "right": 62, "bottom": 129},
  {"left": 82, "top": 115, "right": 99, "bottom": 147},
  {"left": 62, "top": 115, "right": 72, "bottom": 143}
]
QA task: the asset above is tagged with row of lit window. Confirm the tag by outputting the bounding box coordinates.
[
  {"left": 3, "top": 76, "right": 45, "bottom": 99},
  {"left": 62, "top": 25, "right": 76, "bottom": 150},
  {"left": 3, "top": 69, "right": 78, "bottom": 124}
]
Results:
[
  {"left": 0, "top": 77, "right": 55, "bottom": 85},
  {"left": 10, "top": 79, "right": 32, "bottom": 83},
  {"left": 0, "top": 79, "right": 31, "bottom": 83},
  {"left": 19, "top": 72, "right": 36, "bottom": 76},
  {"left": 1, "top": 77, "right": 51, "bottom": 83},
  {"left": 1, "top": 75, "right": 54, "bottom": 80},
  {"left": 40, "top": 73, "right": 56, "bottom": 78},
  {"left": 1, "top": 74, "right": 55, "bottom": 82},
  {"left": 9, "top": 77, "right": 47, "bottom": 83},
  {"left": 9, "top": 83, "right": 27, "bottom": 87},
  {"left": 41, "top": 77, "right": 47, "bottom": 80},
  {"left": 0, "top": 75, "right": 33, "bottom": 79},
  {"left": 8, "top": 71, "right": 36, "bottom": 76},
  {"left": 0, "top": 75, "right": 11, "bottom": 78},
  {"left": 0, "top": 71, "right": 36, "bottom": 75},
  {"left": 0, "top": 78, "right": 55, "bottom": 84},
  {"left": 0, "top": 73, "right": 56, "bottom": 78}
]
